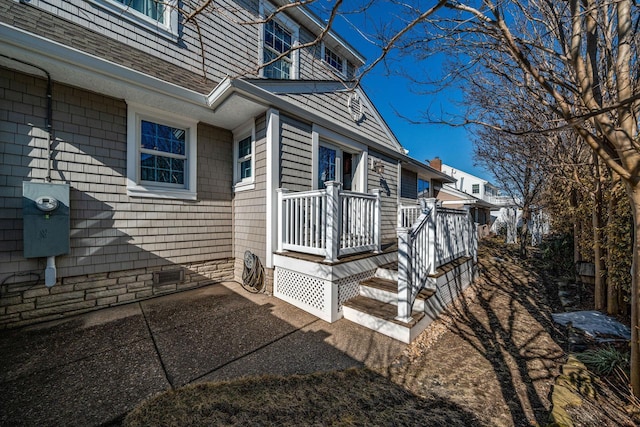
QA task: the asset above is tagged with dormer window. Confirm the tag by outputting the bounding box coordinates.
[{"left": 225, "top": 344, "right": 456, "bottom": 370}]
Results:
[{"left": 324, "top": 46, "right": 344, "bottom": 74}]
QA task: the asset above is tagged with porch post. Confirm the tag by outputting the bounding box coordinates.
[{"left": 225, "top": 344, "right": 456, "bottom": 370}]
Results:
[
  {"left": 396, "top": 226, "right": 413, "bottom": 323},
  {"left": 324, "top": 181, "right": 341, "bottom": 262},
  {"left": 372, "top": 189, "right": 382, "bottom": 253},
  {"left": 425, "top": 198, "right": 437, "bottom": 274},
  {"left": 463, "top": 206, "right": 472, "bottom": 258},
  {"left": 276, "top": 188, "right": 289, "bottom": 253}
]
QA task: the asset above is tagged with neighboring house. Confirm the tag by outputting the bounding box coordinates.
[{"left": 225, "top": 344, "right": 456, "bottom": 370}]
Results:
[
  {"left": 428, "top": 157, "right": 500, "bottom": 237},
  {"left": 0, "top": 0, "right": 475, "bottom": 342}
]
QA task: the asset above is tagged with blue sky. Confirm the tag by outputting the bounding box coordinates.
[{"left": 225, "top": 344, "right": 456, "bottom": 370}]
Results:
[{"left": 319, "top": 2, "right": 495, "bottom": 182}]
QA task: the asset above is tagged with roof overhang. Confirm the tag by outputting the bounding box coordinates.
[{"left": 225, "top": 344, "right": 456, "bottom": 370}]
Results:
[
  {"left": 0, "top": 23, "right": 229, "bottom": 126},
  {"left": 207, "top": 77, "right": 413, "bottom": 158},
  {"left": 400, "top": 158, "right": 457, "bottom": 183},
  {"left": 439, "top": 185, "right": 498, "bottom": 209}
]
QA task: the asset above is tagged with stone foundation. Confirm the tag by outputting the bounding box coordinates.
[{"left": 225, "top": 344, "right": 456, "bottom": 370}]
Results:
[{"left": 0, "top": 258, "right": 234, "bottom": 329}]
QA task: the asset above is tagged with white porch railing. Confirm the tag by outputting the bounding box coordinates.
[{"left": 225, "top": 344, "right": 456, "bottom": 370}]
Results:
[
  {"left": 396, "top": 199, "right": 478, "bottom": 322},
  {"left": 277, "top": 181, "right": 381, "bottom": 262},
  {"left": 398, "top": 203, "right": 422, "bottom": 228}
]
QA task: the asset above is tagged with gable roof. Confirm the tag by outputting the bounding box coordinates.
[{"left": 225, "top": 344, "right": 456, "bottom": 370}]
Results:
[
  {"left": 207, "top": 77, "right": 406, "bottom": 153},
  {"left": 439, "top": 185, "right": 498, "bottom": 209}
]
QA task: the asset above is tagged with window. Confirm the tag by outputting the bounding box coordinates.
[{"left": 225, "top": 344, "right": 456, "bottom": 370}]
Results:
[
  {"left": 418, "top": 178, "right": 430, "bottom": 197},
  {"left": 260, "top": 1, "right": 299, "bottom": 79},
  {"left": 91, "top": 0, "right": 178, "bottom": 40},
  {"left": 233, "top": 123, "right": 255, "bottom": 191},
  {"left": 263, "top": 20, "right": 293, "bottom": 79},
  {"left": 115, "top": 0, "right": 164, "bottom": 22},
  {"left": 318, "top": 145, "right": 337, "bottom": 189},
  {"left": 324, "top": 46, "right": 344, "bottom": 73},
  {"left": 140, "top": 120, "right": 186, "bottom": 184},
  {"left": 126, "top": 104, "right": 197, "bottom": 200},
  {"left": 472, "top": 184, "right": 480, "bottom": 194}
]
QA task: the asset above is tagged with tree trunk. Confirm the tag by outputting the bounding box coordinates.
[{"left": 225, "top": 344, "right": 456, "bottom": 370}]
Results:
[
  {"left": 627, "top": 183, "right": 640, "bottom": 396},
  {"left": 593, "top": 155, "right": 605, "bottom": 310},
  {"left": 520, "top": 205, "right": 530, "bottom": 258},
  {"left": 606, "top": 183, "right": 620, "bottom": 315}
]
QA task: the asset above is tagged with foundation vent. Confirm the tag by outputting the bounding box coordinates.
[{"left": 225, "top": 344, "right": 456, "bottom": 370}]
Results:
[{"left": 153, "top": 269, "right": 184, "bottom": 285}]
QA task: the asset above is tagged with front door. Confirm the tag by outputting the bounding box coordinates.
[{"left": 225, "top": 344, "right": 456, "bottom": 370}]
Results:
[{"left": 318, "top": 143, "right": 354, "bottom": 191}]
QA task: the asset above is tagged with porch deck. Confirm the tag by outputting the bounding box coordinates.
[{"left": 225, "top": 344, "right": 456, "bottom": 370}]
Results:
[{"left": 275, "top": 239, "right": 397, "bottom": 265}]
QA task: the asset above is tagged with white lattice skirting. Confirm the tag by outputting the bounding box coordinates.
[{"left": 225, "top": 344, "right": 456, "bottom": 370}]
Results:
[{"left": 274, "top": 267, "right": 375, "bottom": 322}]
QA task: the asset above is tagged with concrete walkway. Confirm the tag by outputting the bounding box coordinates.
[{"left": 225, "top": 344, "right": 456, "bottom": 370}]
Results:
[{"left": 0, "top": 282, "right": 406, "bottom": 426}]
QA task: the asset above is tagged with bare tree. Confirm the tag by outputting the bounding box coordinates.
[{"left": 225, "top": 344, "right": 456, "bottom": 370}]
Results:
[{"left": 179, "top": 0, "right": 639, "bottom": 394}]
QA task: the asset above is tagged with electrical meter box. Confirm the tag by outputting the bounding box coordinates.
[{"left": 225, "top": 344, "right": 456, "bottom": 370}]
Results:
[{"left": 23, "top": 182, "right": 70, "bottom": 258}]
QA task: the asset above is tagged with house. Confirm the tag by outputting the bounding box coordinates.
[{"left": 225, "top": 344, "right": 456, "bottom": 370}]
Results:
[
  {"left": 0, "top": 0, "right": 476, "bottom": 342},
  {"left": 427, "top": 158, "right": 500, "bottom": 237}
]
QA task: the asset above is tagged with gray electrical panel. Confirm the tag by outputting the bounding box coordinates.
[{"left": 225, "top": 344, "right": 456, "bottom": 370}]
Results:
[{"left": 23, "top": 182, "right": 70, "bottom": 258}]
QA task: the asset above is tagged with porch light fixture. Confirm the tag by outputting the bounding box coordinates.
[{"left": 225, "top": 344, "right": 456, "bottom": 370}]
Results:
[{"left": 372, "top": 159, "right": 384, "bottom": 174}]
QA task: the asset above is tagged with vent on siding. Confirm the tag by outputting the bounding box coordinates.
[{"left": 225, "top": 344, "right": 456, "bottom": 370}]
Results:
[{"left": 153, "top": 269, "right": 185, "bottom": 285}]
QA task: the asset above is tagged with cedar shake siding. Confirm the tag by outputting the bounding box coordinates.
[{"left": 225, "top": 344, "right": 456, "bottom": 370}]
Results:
[
  {"left": 367, "top": 150, "right": 399, "bottom": 240},
  {"left": 232, "top": 114, "right": 267, "bottom": 282},
  {"left": 0, "top": 69, "right": 234, "bottom": 327},
  {"left": 0, "top": 0, "right": 357, "bottom": 88},
  {"left": 280, "top": 114, "right": 313, "bottom": 192}
]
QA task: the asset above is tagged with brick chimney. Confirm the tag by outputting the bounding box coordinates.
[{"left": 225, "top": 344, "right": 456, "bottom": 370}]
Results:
[{"left": 429, "top": 157, "right": 442, "bottom": 171}]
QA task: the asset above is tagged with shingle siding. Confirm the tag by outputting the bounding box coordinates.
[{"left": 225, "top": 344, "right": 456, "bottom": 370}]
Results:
[
  {"left": 0, "top": 68, "right": 234, "bottom": 327},
  {"left": 280, "top": 114, "right": 312, "bottom": 192},
  {"left": 367, "top": 150, "right": 399, "bottom": 240},
  {"left": 0, "top": 0, "right": 354, "bottom": 90},
  {"left": 232, "top": 114, "right": 267, "bottom": 282}
]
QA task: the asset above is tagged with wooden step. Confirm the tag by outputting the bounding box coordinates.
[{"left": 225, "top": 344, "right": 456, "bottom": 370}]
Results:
[
  {"left": 343, "top": 296, "right": 425, "bottom": 327},
  {"left": 360, "top": 277, "right": 436, "bottom": 302},
  {"left": 342, "top": 295, "right": 430, "bottom": 343}
]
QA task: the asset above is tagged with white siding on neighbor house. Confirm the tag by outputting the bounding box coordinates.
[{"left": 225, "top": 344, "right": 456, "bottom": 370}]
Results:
[
  {"left": 367, "top": 151, "right": 399, "bottom": 240},
  {"left": 0, "top": 69, "right": 235, "bottom": 326},
  {"left": 280, "top": 114, "right": 313, "bottom": 192}
]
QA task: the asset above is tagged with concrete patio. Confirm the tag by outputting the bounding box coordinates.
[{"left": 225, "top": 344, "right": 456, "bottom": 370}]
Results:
[{"left": 0, "top": 281, "right": 407, "bottom": 426}]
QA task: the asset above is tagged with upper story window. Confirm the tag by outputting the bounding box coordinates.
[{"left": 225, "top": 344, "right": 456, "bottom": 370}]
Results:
[
  {"left": 91, "top": 0, "right": 178, "bottom": 40},
  {"left": 115, "top": 0, "right": 164, "bottom": 22},
  {"left": 264, "top": 20, "right": 293, "bottom": 79},
  {"left": 260, "top": 1, "right": 299, "bottom": 79},
  {"left": 324, "top": 46, "right": 345, "bottom": 74},
  {"left": 472, "top": 184, "right": 480, "bottom": 194},
  {"left": 126, "top": 103, "right": 197, "bottom": 200}
]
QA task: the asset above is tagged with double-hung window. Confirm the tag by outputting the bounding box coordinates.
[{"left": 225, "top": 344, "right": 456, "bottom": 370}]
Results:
[
  {"left": 323, "top": 46, "right": 345, "bottom": 75},
  {"left": 263, "top": 20, "right": 293, "bottom": 79},
  {"left": 127, "top": 104, "right": 197, "bottom": 200},
  {"left": 260, "top": 1, "right": 299, "bottom": 79},
  {"left": 233, "top": 123, "right": 255, "bottom": 191},
  {"left": 472, "top": 184, "right": 480, "bottom": 194}
]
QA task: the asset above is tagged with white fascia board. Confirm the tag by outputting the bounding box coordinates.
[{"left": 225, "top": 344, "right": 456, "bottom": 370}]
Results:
[
  {"left": 208, "top": 78, "right": 425, "bottom": 168},
  {"left": 0, "top": 23, "right": 213, "bottom": 119},
  {"left": 295, "top": 8, "right": 365, "bottom": 66}
]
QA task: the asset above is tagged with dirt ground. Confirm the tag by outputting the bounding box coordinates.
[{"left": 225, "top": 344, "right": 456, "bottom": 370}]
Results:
[{"left": 383, "top": 238, "right": 637, "bottom": 427}]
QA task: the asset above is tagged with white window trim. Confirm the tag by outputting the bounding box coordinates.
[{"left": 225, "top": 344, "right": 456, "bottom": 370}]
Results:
[
  {"left": 89, "top": 0, "right": 179, "bottom": 42},
  {"left": 126, "top": 102, "right": 197, "bottom": 200},
  {"left": 233, "top": 121, "right": 256, "bottom": 192},
  {"left": 259, "top": 0, "right": 300, "bottom": 79},
  {"left": 321, "top": 43, "right": 347, "bottom": 78}
]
